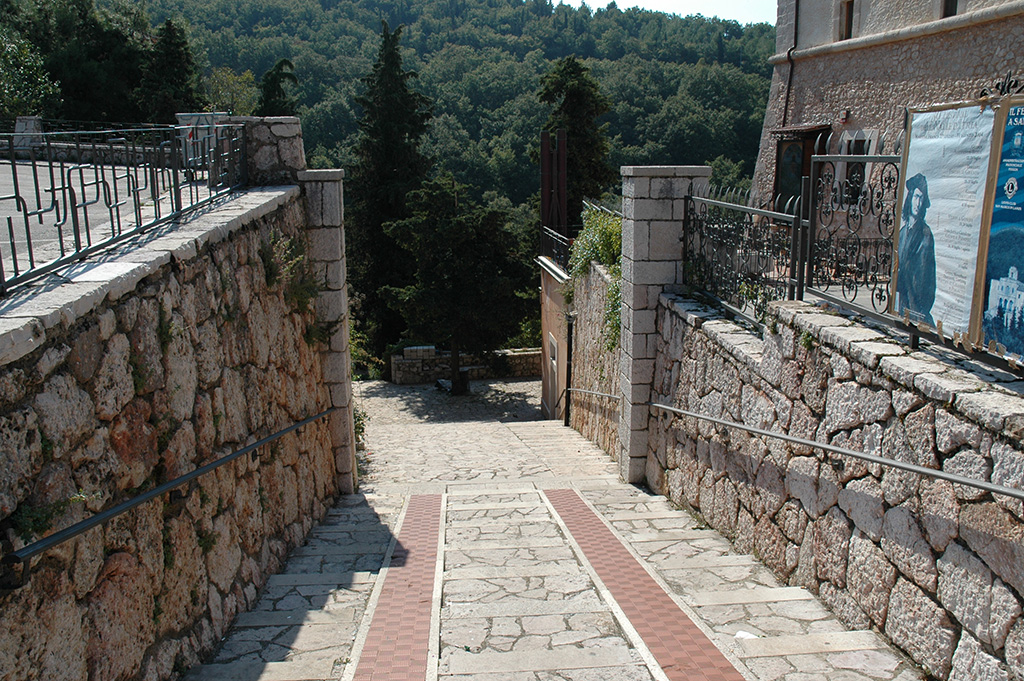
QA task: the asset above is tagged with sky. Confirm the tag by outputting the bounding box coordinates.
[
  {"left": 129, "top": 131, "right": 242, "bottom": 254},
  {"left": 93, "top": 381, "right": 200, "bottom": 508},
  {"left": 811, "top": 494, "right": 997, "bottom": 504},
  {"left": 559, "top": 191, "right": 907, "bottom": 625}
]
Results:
[{"left": 559, "top": 0, "right": 777, "bottom": 25}]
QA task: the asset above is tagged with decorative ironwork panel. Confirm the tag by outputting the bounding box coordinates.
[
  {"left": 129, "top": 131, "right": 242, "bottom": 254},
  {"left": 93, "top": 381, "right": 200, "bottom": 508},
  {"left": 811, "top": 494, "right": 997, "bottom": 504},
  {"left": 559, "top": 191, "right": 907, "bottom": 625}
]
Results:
[
  {"left": 541, "top": 225, "right": 573, "bottom": 273},
  {"left": 682, "top": 192, "right": 796, "bottom": 324},
  {"left": 0, "top": 123, "right": 246, "bottom": 295},
  {"left": 809, "top": 154, "right": 900, "bottom": 313}
]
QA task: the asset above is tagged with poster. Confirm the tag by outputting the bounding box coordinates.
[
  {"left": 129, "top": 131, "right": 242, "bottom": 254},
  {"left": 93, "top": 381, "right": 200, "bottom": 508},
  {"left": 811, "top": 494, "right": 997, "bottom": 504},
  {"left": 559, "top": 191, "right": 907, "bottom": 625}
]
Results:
[
  {"left": 982, "top": 99, "right": 1024, "bottom": 356},
  {"left": 893, "top": 103, "right": 995, "bottom": 336}
]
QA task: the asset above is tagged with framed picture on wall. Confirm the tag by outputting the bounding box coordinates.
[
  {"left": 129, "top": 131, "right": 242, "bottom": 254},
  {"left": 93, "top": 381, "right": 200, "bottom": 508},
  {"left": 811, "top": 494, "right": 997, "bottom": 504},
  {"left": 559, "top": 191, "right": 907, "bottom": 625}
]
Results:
[
  {"left": 891, "top": 101, "right": 1000, "bottom": 340},
  {"left": 980, "top": 96, "right": 1024, "bottom": 357}
]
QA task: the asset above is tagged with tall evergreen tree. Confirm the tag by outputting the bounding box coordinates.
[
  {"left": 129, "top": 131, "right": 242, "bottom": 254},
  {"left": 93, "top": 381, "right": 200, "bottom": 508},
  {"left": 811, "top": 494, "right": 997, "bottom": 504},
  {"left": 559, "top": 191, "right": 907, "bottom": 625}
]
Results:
[
  {"left": 385, "top": 174, "right": 526, "bottom": 394},
  {"left": 254, "top": 58, "right": 298, "bottom": 116},
  {"left": 348, "top": 20, "right": 432, "bottom": 358},
  {"left": 538, "top": 56, "right": 615, "bottom": 225},
  {"left": 138, "top": 19, "right": 206, "bottom": 122}
]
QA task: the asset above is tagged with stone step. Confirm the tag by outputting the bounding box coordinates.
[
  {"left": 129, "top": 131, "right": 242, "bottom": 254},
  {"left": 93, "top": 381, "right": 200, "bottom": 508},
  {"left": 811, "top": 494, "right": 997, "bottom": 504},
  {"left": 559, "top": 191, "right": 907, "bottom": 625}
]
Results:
[
  {"left": 185, "top": 659, "right": 337, "bottom": 681},
  {"left": 266, "top": 572, "right": 377, "bottom": 587},
  {"left": 233, "top": 609, "right": 358, "bottom": 628},
  {"left": 444, "top": 646, "right": 638, "bottom": 675},
  {"left": 736, "top": 630, "right": 886, "bottom": 658},
  {"left": 690, "top": 586, "right": 815, "bottom": 606},
  {"left": 444, "top": 563, "right": 581, "bottom": 580}
]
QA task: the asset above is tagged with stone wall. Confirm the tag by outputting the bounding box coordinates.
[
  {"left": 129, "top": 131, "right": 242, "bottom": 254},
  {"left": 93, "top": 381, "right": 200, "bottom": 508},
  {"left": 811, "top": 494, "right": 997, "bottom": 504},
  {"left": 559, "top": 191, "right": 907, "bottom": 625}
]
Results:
[
  {"left": 390, "top": 346, "right": 541, "bottom": 385},
  {"left": 568, "top": 262, "right": 620, "bottom": 459},
  {"left": 0, "top": 177, "right": 355, "bottom": 680},
  {"left": 646, "top": 294, "right": 1024, "bottom": 681}
]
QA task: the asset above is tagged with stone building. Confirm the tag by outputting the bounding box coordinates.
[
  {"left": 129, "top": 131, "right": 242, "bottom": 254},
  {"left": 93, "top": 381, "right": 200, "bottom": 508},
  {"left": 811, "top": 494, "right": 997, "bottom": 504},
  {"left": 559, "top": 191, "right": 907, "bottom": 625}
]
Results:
[{"left": 753, "top": 0, "right": 1024, "bottom": 204}]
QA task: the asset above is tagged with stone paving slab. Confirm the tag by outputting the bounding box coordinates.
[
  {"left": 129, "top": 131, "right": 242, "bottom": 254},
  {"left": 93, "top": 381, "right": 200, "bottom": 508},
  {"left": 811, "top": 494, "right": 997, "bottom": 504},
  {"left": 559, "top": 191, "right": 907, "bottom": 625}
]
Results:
[{"left": 185, "top": 380, "right": 925, "bottom": 681}]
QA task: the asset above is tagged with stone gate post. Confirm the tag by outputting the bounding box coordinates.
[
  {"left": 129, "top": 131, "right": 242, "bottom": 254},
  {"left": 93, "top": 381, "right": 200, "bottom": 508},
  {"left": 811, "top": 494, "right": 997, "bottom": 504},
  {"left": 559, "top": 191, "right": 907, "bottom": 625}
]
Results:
[
  {"left": 618, "top": 165, "right": 710, "bottom": 483},
  {"left": 298, "top": 169, "right": 357, "bottom": 494}
]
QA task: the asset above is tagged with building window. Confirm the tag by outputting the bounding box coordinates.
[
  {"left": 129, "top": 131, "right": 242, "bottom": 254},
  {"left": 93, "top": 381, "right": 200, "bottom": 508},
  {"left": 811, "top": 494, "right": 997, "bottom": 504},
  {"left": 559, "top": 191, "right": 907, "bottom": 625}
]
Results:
[
  {"left": 840, "top": 0, "right": 855, "bottom": 40},
  {"left": 942, "top": 0, "right": 958, "bottom": 18}
]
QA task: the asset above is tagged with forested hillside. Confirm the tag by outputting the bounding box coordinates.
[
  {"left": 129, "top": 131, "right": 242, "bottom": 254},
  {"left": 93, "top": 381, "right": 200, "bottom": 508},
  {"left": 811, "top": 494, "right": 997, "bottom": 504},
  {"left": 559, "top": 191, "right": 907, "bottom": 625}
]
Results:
[{"left": 136, "top": 0, "right": 774, "bottom": 205}]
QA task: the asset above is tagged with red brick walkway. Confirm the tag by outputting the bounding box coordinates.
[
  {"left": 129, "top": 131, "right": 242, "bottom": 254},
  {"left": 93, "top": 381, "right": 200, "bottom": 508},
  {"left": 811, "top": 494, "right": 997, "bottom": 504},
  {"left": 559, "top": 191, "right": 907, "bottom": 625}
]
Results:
[
  {"left": 545, "top": 488, "right": 747, "bottom": 681},
  {"left": 352, "top": 495, "right": 442, "bottom": 681}
]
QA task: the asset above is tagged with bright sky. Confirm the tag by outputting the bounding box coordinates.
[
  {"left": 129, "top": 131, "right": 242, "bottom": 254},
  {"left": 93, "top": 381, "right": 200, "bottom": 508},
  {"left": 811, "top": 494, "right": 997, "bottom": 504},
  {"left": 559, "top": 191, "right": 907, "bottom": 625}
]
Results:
[{"left": 560, "top": 0, "right": 777, "bottom": 25}]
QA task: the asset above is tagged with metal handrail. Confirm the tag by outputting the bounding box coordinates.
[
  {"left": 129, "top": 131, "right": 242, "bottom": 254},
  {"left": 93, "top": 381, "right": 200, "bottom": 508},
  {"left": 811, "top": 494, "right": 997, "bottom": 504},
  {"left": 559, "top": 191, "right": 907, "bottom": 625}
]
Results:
[
  {"left": 1, "top": 407, "right": 337, "bottom": 586},
  {"left": 568, "top": 388, "right": 620, "bottom": 400},
  {"left": 648, "top": 401, "right": 1024, "bottom": 502}
]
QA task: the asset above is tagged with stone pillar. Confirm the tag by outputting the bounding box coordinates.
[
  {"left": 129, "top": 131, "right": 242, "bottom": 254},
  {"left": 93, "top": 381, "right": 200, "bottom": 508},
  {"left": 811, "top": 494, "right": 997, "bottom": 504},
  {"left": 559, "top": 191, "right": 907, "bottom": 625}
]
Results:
[
  {"left": 228, "top": 115, "right": 307, "bottom": 186},
  {"left": 618, "top": 165, "right": 711, "bottom": 483},
  {"left": 298, "top": 169, "right": 357, "bottom": 494}
]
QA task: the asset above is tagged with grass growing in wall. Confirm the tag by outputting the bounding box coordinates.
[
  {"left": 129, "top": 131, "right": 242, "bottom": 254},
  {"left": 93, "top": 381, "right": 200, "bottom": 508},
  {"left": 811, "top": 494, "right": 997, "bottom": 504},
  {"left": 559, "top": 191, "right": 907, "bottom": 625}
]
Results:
[{"left": 568, "top": 206, "right": 623, "bottom": 350}]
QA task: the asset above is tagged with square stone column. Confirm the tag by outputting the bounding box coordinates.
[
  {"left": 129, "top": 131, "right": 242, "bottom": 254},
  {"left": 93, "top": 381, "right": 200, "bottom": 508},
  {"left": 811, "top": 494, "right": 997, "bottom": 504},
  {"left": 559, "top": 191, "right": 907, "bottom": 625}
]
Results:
[
  {"left": 298, "top": 169, "right": 356, "bottom": 494},
  {"left": 618, "top": 165, "right": 711, "bottom": 483}
]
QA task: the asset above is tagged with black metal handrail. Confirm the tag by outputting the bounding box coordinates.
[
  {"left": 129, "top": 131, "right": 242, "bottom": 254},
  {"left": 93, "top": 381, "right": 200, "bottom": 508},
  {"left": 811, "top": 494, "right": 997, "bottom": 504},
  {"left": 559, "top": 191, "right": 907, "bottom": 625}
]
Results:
[
  {"left": 568, "top": 387, "right": 620, "bottom": 400},
  {"left": 1, "top": 407, "right": 336, "bottom": 588},
  {"left": 649, "top": 401, "right": 1024, "bottom": 502}
]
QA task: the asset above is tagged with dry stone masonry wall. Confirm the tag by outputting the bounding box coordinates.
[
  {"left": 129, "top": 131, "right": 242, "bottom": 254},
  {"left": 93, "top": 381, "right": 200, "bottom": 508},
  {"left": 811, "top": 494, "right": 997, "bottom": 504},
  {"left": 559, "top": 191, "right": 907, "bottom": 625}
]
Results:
[
  {"left": 646, "top": 295, "right": 1024, "bottom": 681},
  {"left": 0, "top": 174, "right": 355, "bottom": 681},
  {"left": 568, "top": 262, "right": 620, "bottom": 458},
  {"left": 390, "top": 346, "right": 541, "bottom": 385}
]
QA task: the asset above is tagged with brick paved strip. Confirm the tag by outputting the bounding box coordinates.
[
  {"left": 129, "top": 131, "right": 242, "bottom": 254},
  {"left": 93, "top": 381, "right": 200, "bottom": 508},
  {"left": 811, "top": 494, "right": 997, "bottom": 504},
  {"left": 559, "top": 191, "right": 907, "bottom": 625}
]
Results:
[
  {"left": 352, "top": 494, "right": 443, "bottom": 681},
  {"left": 545, "top": 489, "right": 747, "bottom": 681}
]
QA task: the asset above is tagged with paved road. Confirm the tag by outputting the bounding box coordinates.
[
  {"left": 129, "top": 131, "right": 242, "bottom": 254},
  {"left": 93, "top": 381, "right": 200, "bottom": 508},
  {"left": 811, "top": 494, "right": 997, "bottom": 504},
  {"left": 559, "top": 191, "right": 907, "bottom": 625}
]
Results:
[{"left": 185, "top": 379, "right": 924, "bottom": 681}]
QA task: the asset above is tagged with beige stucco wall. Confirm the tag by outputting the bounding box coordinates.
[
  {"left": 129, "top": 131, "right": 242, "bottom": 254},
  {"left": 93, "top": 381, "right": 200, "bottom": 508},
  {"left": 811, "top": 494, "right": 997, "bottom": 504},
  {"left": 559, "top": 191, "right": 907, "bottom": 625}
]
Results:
[
  {"left": 781, "top": 0, "right": 1023, "bottom": 50},
  {"left": 753, "top": 4, "right": 1024, "bottom": 201}
]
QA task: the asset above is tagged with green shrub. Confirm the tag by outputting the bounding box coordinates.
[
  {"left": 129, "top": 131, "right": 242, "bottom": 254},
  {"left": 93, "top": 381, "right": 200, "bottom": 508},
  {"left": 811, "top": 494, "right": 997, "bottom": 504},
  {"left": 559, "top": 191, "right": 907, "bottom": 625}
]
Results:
[{"left": 568, "top": 205, "right": 623, "bottom": 349}]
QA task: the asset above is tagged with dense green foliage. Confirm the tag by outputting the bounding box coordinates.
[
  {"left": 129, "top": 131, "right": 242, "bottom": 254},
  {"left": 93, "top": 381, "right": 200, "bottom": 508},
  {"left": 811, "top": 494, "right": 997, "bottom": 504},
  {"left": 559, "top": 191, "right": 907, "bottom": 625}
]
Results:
[
  {"left": 2, "top": 0, "right": 207, "bottom": 122},
  {"left": 0, "top": 25, "right": 61, "bottom": 118},
  {"left": 384, "top": 174, "right": 530, "bottom": 393},
  {"left": 133, "top": 0, "right": 773, "bottom": 205},
  {"left": 254, "top": 57, "right": 298, "bottom": 116},
  {"left": 140, "top": 19, "right": 207, "bottom": 122},
  {"left": 347, "top": 22, "right": 433, "bottom": 357},
  {"left": 569, "top": 204, "right": 622, "bottom": 349},
  {"left": 539, "top": 56, "right": 615, "bottom": 225}
]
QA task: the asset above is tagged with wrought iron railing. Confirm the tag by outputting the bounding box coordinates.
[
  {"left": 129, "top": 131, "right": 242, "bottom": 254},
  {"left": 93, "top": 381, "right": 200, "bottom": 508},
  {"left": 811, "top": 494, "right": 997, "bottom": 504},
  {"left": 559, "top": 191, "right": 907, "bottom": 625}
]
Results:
[
  {"left": 682, "top": 184, "right": 802, "bottom": 325},
  {"left": 540, "top": 224, "right": 576, "bottom": 273},
  {"left": 0, "top": 122, "right": 246, "bottom": 295},
  {"left": 807, "top": 153, "right": 901, "bottom": 314}
]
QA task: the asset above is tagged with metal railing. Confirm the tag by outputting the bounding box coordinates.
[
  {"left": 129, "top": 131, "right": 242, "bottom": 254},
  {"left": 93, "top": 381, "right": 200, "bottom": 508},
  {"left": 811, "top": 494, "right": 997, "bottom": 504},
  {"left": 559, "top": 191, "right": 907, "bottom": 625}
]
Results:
[
  {"left": 683, "top": 183, "right": 803, "bottom": 326},
  {"left": 1, "top": 407, "right": 335, "bottom": 589},
  {"left": 540, "top": 224, "right": 576, "bottom": 272},
  {"left": 0, "top": 122, "right": 246, "bottom": 295},
  {"left": 649, "top": 401, "right": 1024, "bottom": 502}
]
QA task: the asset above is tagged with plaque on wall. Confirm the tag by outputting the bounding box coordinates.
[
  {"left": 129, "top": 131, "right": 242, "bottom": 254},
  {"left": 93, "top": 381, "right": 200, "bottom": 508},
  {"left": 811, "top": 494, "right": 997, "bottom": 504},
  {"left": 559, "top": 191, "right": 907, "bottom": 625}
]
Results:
[
  {"left": 891, "top": 101, "right": 998, "bottom": 339},
  {"left": 980, "top": 96, "right": 1024, "bottom": 356}
]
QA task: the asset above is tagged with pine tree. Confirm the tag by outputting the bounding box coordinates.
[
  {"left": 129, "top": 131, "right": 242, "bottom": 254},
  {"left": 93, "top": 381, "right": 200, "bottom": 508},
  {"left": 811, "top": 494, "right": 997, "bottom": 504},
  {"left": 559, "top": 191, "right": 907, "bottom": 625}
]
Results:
[
  {"left": 538, "top": 56, "right": 616, "bottom": 226},
  {"left": 254, "top": 58, "right": 298, "bottom": 116},
  {"left": 348, "top": 20, "right": 432, "bottom": 359},
  {"left": 384, "top": 174, "right": 526, "bottom": 394},
  {"left": 138, "top": 19, "right": 207, "bottom": 122}
]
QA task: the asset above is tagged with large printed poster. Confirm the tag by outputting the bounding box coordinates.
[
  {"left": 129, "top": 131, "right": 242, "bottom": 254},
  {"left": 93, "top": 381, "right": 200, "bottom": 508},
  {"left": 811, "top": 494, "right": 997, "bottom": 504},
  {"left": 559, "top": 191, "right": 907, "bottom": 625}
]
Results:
[
  {"left": 893, "top": 104, "right": 995, "bottom": 336},
  {"left": 982, "top": 100, "right": 1024, "bottom": 356}
]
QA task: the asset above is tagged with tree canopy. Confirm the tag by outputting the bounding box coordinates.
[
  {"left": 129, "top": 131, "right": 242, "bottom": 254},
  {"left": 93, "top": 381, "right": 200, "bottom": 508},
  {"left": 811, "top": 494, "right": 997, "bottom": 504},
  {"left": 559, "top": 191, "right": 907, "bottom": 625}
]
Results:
[
  {"left": 139, "top": 19, "right": 207, "bottom": 122},
  {"left": 347, "top": 21, "right": 433, "bottom": 358},
  {"left": 384, "top": 174, "right": 528, "bottom": 393},
  {"left": 539, "top": 55, "right": 615, "bottom": 223},
  {"left": 254, "top": 57, "right": 298, "bottom": 116}
]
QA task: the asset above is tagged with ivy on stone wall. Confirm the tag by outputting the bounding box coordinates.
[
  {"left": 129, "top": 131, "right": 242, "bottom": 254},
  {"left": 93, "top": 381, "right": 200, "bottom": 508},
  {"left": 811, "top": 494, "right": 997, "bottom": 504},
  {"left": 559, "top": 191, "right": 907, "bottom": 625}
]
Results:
[{"left": 569, "top": 205, "right": 622, "bottom": 350}]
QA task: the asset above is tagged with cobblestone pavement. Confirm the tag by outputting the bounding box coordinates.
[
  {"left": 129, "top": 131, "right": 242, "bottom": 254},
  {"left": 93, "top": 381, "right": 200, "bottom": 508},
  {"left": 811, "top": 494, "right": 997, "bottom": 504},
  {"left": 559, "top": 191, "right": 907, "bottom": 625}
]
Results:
[{"left": 186, "top": 379, "right": 925, "bottom": 681}]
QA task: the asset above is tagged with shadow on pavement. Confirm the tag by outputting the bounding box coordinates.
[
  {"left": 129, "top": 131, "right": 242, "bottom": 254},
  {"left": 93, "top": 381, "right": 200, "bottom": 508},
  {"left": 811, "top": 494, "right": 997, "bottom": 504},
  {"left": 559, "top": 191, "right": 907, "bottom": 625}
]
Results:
[{"left": 355, "top": 378, "right": 545, "bottom": 424}]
